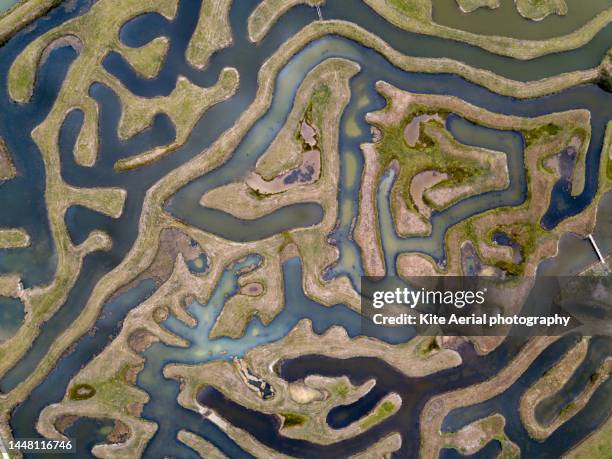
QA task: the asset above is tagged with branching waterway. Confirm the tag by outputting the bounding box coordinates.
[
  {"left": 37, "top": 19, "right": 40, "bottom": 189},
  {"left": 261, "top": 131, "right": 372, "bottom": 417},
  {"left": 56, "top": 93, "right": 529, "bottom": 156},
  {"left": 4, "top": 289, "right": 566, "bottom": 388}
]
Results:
[{"left": 0, "top": 0, "right": 610, "bottom": 457}]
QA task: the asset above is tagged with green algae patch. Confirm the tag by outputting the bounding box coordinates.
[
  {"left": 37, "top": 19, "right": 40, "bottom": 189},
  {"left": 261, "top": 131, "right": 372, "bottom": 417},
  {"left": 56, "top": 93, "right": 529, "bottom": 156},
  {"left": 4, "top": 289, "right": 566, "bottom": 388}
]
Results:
[
  {"left": 69, "top": 384, "right": 96, "bottom": 400},
  {"left": 360, "top": 400, "right": 397, "bottom": 430},
  {"left": 523, "top": 123, "right": 561, "bottom": 147},
  {"left": 418, "top": 336, "right": 440, "bottom": 357},
  {"left": 280, "top": 412, "right": 307, "bottom": 428},
  {"left": 331, "top": 381, "right": 350, "bottom": 398}
]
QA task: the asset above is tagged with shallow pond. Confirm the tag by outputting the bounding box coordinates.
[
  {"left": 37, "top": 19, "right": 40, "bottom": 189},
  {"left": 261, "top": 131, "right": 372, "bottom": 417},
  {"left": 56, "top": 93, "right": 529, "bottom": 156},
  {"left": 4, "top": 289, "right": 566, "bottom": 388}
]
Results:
[{"left": 433, "top": 0, "right": 611, "bottom": 40}]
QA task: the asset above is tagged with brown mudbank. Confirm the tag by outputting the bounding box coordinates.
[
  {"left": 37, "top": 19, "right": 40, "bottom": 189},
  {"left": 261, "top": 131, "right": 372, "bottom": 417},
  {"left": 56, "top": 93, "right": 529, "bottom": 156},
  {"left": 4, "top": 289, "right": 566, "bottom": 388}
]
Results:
[
  {"left": 127, "top": 402, "right": 144, "bottom": 417},
  {"left": 124, "top": 363, "right": 144, "bottom": 385},
  {"left": 54, "top": 415, "right": 78, "bottom": 434},
  {"left": 127, "top": 328, "right": 158, "bottom": 354},
  {"left": 115, "top": 229, "right": 206, "bottom": 297},
  {"left": 0, "top": 137, "right": 16, "bottom": 180},
  {"left": 106, "top": 420, "right": 131, "bottom": 444}
]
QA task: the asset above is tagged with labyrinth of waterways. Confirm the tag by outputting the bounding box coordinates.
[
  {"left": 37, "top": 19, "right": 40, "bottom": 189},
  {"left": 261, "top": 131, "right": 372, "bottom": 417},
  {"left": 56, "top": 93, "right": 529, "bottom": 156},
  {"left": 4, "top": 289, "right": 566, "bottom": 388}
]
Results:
[{"left": 0, "top": 0, "right": 610, "bottom": 457}]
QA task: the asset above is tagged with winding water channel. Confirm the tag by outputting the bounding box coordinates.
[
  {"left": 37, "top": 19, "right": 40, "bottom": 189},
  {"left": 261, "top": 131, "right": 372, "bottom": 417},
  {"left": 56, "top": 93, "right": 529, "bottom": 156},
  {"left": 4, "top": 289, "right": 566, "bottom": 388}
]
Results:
[{"left": 0, "top": 0, "right": 610, "bottom": 457}]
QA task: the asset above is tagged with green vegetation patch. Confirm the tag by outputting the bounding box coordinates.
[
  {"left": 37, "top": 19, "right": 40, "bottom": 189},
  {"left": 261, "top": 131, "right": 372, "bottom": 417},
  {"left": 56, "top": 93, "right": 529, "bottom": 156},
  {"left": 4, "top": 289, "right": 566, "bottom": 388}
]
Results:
[
  {"left": 360, "top": 400, "right": 397, "bottom": 430},
  {"left": 0, "top": 137, "right": 17, "bottom": 180},
  {"left": 373, "top": 107, "right": 486, "bottom": 211},
  {"left": 69, "top": 383, "right": 96, "bottom": 400},
  {"left": 304, "top": 83, "right": 331, "bottom": 134},
  {"left": 280, "top": 412, "right": 307, "bottom": 427},
  {"left": 522, "top": 123, "right": 561, "bottom": 147},
  {"left": 418, "top": 336, "right": 440, "bottom": 356},
  {"left": 387, "top": 0, "right": 431, "bottom": 20}
]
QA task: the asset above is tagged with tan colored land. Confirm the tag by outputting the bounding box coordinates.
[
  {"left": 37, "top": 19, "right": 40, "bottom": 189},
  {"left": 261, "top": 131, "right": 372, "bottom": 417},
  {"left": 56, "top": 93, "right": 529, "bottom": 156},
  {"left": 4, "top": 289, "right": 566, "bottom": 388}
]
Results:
[
  {"left": 8, "top": 0, "right": 238, "bottom": 171},
  {"left": 0, "top": 275, "right": 23, "bottom": 298},
  {"left": 0, "top": 0, "right": 62, "bottom": 45},
  {"left": 350, "top": 432, "right": 402, "bottom": 458},
  {"left": 420, "top": 336, "right": 559, "bottom": 458},
  {"left": 248, "top": 20, "right": 606, "bottom": 99},
  {"left": 201, "top": 58, "right": 351, "bottom": 220},
  {"left": 440, "top": 413, "right": 519, "bottom": 457},
  {"left": 112, "top": 69, "right": 239, "bottom": 171},
  {"left": 27, "top": 76, "right": 367, "bottom": 451},
  {"left": 252, "top": 319, "right": 460, "bottom": 377},
  {"left": 520, "top": 338, "right": 589, "bottom": 440},
  {"left": 363, "top": 0, "right": 611, "bottom": 60},
  {"left": 357, "top": 82, "right": 525, "bottom": 276},
  {"left": 208, "top": 249, "right": 284, "bottom": 339},
  {"left": 457, "top": 0, "right": 567, "bottom": 19},
  {"left": 392, "top": 89, "right": 602, "bottom": 284},
  {"left": 248, "top": 0, "right": 325, "bottom": 42},
  {"left": 248, "top": 0, "right": 610, "bottom": 59},
  {"left": 119, "top": 37, "right": 169, "bottom": 79},
  {"left": 0, "top": 137, "right": 16, "bottom": 180},
  {"left": 0, "top": 0, "right": 238, "bottom": 439},
  {"left": 354, "top": 143, "right": 386, "bottom": 275},
  {"left": 455, "top": 0, "right": 499, "bottom": 13},
  {"left": 165, "top": 327, "right": 407, "bottom": 445},
  {"left": 516, "top": 0, "right": 568, "bottom": 21},
  {"left": 178, "top": 430, "right": 227, "bottom": 459},
  {"left": 521, "top": 338, "right": 611, "bottom": 441},
  {"left": 3, "top": 4, "right": 610, "bottom": 455},
  {"left": 0, "top": 228, "right": 30, "bottom": 249},
  {"left": 565, "top": 415, "right": 612, "bottom": 459},
  {"left": 187, "top": 0, "right": 233, "bottom": 69},
  {"left": 170, "top": 359, "right": 377, "bottom": 445}
]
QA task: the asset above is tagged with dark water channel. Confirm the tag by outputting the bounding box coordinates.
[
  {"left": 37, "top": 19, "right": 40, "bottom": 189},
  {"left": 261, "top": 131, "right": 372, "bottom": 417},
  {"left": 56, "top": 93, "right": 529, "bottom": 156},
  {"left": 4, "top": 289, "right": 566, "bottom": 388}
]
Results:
[{"left": 0, "top": 0, "right": 609, "bottom": 457}]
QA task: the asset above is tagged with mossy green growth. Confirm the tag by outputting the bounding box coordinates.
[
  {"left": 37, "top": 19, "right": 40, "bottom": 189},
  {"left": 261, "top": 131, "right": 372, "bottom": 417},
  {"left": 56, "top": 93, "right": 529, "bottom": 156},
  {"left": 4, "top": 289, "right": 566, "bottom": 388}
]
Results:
[
  {"left": 373, "top": 108, "right": 486, "bottom": 211},
  {"left": 589, "top": 371, "right": 601, "bottom": 383},
  {"left": 331, "top": 381, "right": 350, "bottom": 398},
  {"left": 387, "top": 0, "right": 431, "bottom": 20},
  {"left": 69, "top": 383, "right": 96, "bottom": 400},
  {"left": 523, "top": 123, "right": 561, "bottom": 147},
  {"left": 559, "top": 402, "right": 577, "bottom": 419},
  {"left": 597, "top": 73, "right": 612, "bottom": 93},
  {"left": 418, "top": 336, "right": 440, "bottom": 356},
  {"left": 360, "top": 400, "right": 396, "bottom": 429},
  {"left": 304, "top": 83, "right": 331, "bottom": 131},
  {"left": 280, "top": 412, "right": 307, "bottom": 428}
]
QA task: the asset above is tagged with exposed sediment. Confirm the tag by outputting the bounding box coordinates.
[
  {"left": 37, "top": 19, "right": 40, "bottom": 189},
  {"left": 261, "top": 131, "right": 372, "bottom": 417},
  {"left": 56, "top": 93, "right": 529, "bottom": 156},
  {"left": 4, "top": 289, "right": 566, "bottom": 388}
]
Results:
[{"left": 0, "top": 137, "right": 16, "bottom": 181}]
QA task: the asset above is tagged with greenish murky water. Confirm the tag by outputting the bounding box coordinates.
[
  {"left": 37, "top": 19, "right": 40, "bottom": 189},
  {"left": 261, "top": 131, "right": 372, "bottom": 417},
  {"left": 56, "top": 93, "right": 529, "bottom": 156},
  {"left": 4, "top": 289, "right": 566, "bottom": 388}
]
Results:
[
  {"left": 0, "top": 0, "right": 18, "bottom": 14},
  {"left": 433, "top": 0, "right": 611, "bottom": 39}
]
